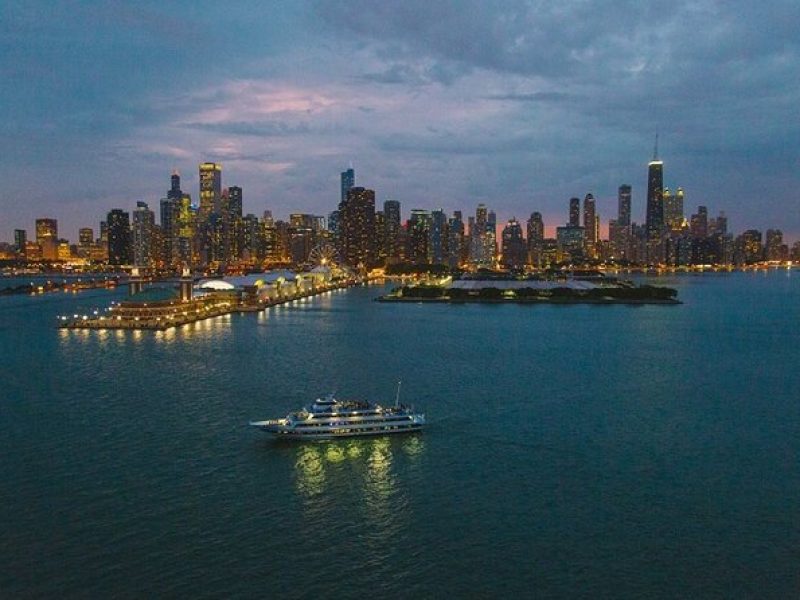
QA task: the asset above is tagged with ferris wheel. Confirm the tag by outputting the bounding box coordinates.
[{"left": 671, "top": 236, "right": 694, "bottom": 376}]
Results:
[{"left": 308, "top": 241, "right": 341, "bottom": 269}]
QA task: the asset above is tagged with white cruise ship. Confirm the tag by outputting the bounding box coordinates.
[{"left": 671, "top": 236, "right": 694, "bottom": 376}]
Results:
[{"left": 250, "top": 390, "right": 425, "bottom": 440}]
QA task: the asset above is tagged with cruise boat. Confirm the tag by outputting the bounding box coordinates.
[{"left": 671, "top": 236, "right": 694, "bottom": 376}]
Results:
[{"left": 250, "top": 385, "right": 425, "bottom": 440}]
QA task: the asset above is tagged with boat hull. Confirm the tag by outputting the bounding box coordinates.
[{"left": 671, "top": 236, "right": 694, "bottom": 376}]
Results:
[{"left": 250, "top": 421, "right": 424, "bottom": 440}]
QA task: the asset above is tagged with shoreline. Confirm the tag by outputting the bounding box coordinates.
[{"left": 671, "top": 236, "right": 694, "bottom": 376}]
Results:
[{"left": 375, "top": 296, "right": 682, "bottom": 305}]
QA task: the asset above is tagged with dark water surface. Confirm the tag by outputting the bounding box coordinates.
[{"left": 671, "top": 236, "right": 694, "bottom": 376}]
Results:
[{"left": 2, "top": 271, "right": 800, "bottom": 598}]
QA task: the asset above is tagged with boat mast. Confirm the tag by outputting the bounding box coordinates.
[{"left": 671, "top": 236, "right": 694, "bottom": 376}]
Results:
[{"left": 395, "top": 380, "right": 402, "bottom": 407}]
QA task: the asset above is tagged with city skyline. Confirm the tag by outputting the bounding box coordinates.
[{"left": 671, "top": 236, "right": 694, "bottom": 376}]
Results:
[{"left": 2, "top": 2, "right": 799, "bottom": 240}]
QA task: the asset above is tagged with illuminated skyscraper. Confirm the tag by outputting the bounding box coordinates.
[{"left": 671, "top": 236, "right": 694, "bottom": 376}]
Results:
[
  {"left": 132, "top": 201, "right": 155, "bottom": 267},
  {"left": 338, "top": 186, "right": 375, "bottom": 268},
  {"left": 383, "top": 200, "right": 401, "bottom": 261},
  {"left": 430, "top": 209, "right": 448, "bottom": 264},
  {"left": 527, "top": 212, "right": 544, "bottom": 267},
  {"left": 199, "top": 162, "right": 222, "bottom": 220},
  {"left": 583, "top": 193, "right": 597, "bottom": 244},
  {"left": 501, "top": 218, "right": 526, "bottom": 270},
  {"left": 35, "top": 218, "right": 57, "bottom": 244},
  {"left": 645, "top": 146, "right": 664, "bottom": 235},
  {"left": 107, "top": 209, "right": 132, "bottom": 266},
  {"left": 408, "top": 209, "right": 432, "bottom": 264}
]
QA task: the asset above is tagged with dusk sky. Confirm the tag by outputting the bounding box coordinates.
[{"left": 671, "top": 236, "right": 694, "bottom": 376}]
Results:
[{"left": 2, "top": 1, "right": 798, "bottom": 242}]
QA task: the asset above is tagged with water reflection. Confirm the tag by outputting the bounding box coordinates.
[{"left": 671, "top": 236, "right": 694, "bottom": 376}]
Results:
[{"left": 292, "top": 435, "right": 425, "bottom": 502}]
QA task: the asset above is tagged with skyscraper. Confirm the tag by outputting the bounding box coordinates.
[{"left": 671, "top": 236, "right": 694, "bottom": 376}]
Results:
[
  {"left": 501, "top": 218, "right": 526, "bottom": 270},
  {"left": 527, "top": 212, "right": 544, "bottom": 267},
  {"left": 14, "top": 229, "right": 26, "bottom": 255},
  {"left": 430, "top": 209, "right": 448, "bottom": 264},
  {"left": 338, "top": 186, "right": 375, "bottom": 268},
  {"left": 168, "top": 170, "right": 182, "bottom": 200},
  {"left": 583, "top": 193, "right": 597, "bottom": 244},
  {"left": 383, "top": 200, "right": 401, "bottom": 261},
  {"left": 617, "top": 185, "right": 631, "bottom": 226},
  {"left": 132, "top": 201, "right": 155, "bottom": 267},
  {"left": 107, "top": 209, "right": 132, "bottom": 266},
  {"left": 645, "top": 148, "right": 664, "bottom": 235},
  {"left": 569, "top": 197, "right": 580, "bottom": 227},
  {"left": 341, "top": 168, "right": 355, "bottom": 203},
  {"left": 408, "top": 209, "right": 432, "bottom": 264},
  {"left": 199, "top": 162, "right": 222, "bottom": 220},
  {"left": 35, "top": 218, "right": 57, "bottom": 244}
]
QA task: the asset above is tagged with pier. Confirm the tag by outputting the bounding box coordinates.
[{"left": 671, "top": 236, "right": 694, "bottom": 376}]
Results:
[{"left": 60, "top": 269, "right": 363, "bottom": 331}]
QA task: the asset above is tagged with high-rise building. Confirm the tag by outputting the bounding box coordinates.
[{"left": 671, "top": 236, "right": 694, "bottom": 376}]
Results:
[
  {"left": 430, "top": 209, "right": 448, "bottom": 264},
  {"left": 739, "top": 230, "right": 763, "bottom": 264},
  {"left": 14, "top": 229, "right": 27, "bottom": 254},
  {"left": 225, "top": 185, "right": 244, "bottom": 262},
  {"left": 583, "top": 193, "right": 597, "bottom": 244},
  {"left": 617, "top": 185, "right": 631, "bottom": 226},
  {"left": 663, "top": 187, "right": 684, "bottom": 230},
  {"left": 79, "top": 228, "right": 93, "bottom": 247},
  {"left": 556, "top": 225, "right": 585, "bottom": 263},
  {"left": 132, "top": 201, "right": 155, "bottom": 267},
  {"left": 338, "top": 186, "right": 376, "bottom": 268},
  {"left": 690, "top": 206, "right": 708, "bottom": 238},
  {"left": 501, "top": 218, "right": 526, "bottom": 270},
  {"left": 35, "top": 218, "right": 57, "bottom": 244},
  {"left": 645, "top": 153, "right": 664, "bottom": 235},
  {"left": 383, "top": 200, "right": 401, "bottom": 262},
  {"left": 569, "top": 197, "right": 580, "bottom": 227},
  {"left": 408, "top": 209, "right": 432, "bottom": 264},
  {"left": 199, "top": 162, "right": 222, "bottom": 220},
  {"left": 709, "top": 211, "right": 727, "bottom": 236},
  {"left": 168, "top": 170, "right": 182, "bottom": 200},
  {"left": 447, "top": 212, "right": 465, "bottom": 269},
  {"left": 341, "top": 168, "right": 355, "bottom": 203},
  {"left": 765, "top": 229, "right": 785, "bottom": 261},
  {"left": 526, "top": 212, "right": 544, "bottom": 267},
  {"left": 107, "top": 209, "right": 132, "bottom": 266}
]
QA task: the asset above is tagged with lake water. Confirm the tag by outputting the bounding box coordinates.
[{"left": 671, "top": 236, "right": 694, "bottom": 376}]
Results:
[{"left": 2, "top": 271, "right": 799, "bottom": 598}]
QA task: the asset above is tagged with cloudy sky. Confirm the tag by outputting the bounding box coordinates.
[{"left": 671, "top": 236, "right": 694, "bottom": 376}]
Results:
[{"left": 2, "top": 0, "right": 798, "bottom": 241}]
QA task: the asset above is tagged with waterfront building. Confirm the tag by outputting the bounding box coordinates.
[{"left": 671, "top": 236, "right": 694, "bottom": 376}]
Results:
[
  {"left": 501, "top": 218, "right": 526, "bottom": 270},
  {"left": 107, "top": 209, "right": 132, "bottom": 266},
  {"left": 132, "top": 201, "right": 155, "bottom": 267},
  {"left": 24, "top": 241, "right": 42, "bottom": 260},
  {"left": 740, "top": 230, "right": 763, "bottom": 264},
  {"left": 556, "top": 226, "right": 585, "bottom": 263},
  {"left": 14, "top": 229, "right": 26, "bottom": 254},
  {"left": 765, "top": 229, "right": 785, "bottom": 261},
  {"left": 338, "top": 186, "right": 376, "bottom": 268},
  {"left": 35, "top": 218, "right": 57, "bottom": 245}
]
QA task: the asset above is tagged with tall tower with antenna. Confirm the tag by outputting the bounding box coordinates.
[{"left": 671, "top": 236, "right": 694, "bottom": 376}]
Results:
[{"left": 645, "top": 133, "right": 664, "bottom": 235}]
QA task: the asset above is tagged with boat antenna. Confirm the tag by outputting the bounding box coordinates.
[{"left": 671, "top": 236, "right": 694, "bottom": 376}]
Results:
[{"left": 395, "top": 380, "right": 402, "bottom": 407}]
